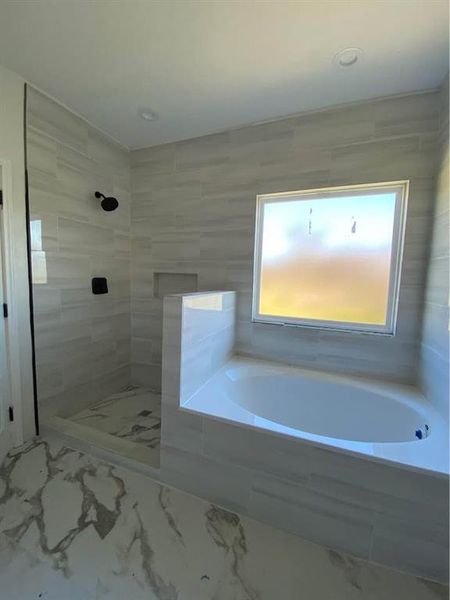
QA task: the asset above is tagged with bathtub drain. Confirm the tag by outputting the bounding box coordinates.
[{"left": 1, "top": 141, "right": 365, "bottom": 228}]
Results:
[{"left": 415, "top": 424, "right": 430, "bottom": 440}]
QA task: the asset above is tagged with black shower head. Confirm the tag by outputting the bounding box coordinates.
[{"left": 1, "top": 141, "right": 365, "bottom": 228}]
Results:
[{"left": 95, "top": 191, "right": 119, "bottom": 212}]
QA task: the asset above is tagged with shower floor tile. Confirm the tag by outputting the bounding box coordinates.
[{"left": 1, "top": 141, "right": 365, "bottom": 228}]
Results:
[{"left": 68, "top": 386, "right": 161, "bottom": 460}]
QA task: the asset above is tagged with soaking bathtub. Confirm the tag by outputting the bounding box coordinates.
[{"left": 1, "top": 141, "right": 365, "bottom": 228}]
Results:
[{"left": 181, "top": 355, "right": 449, "bottom": 476}]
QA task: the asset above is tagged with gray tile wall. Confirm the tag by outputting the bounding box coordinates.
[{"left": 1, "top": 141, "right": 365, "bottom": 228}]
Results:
[
  {"left": 131, "top": 90, "right": 441, "bottom": 390},
  {"left": 180, "top": 292, "right": 235, "bottom": 402},
  {"left": 420, "top": 78, "right": 449, "bottom": 421},
  {"left": 26, "top": 86, "right": 132, "bottom": 417}
]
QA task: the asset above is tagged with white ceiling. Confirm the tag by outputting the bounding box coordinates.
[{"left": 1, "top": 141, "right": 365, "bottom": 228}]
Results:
[{"left": 0, "top": 1, "right": 448, "bottom": 149}]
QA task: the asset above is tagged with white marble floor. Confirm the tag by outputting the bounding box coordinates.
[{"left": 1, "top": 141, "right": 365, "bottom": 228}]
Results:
[
  {"left": 0, "top": 435, "right": 447, "bottom": 600},
  {"left": 67, "top": 386, "right": 161, "bottom": 465}
]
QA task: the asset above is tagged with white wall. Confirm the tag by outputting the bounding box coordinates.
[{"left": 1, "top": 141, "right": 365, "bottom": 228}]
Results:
[{"left": 0, "top": 65, "right": 35, "bottom": 443}]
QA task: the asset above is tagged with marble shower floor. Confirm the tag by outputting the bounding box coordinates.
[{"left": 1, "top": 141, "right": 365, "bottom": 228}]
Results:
[
  {"left": 65, "top": 386, "right": 161, "bottom": 467},
  {"left": 0, "top": 435, "right": 447, "bottom": 600}
]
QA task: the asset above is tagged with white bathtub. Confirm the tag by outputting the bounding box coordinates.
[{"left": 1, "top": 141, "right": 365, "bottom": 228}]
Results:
[{"left": 182, "top": 355, "right": 449, "bottom": 475}]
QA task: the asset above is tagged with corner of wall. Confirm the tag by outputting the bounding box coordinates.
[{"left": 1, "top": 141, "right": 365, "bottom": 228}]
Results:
[{"left": 419, "top": 74, "right": 449, "bottom": 421}]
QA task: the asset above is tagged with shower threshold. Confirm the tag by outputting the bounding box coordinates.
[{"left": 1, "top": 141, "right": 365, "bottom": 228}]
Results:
[{"left": 40, "top": 386, "right": 161, "bottom": 472}]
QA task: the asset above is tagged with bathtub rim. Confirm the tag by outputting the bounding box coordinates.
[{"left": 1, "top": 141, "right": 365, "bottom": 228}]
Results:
[{"left": 180, "top": 354, "right": 449, "bottom": 479}]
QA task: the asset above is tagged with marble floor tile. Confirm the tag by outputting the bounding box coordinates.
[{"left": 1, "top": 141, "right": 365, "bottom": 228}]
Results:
[
  {"left": 0, "top": 436, "right": 447, "bottom": 600},
  {"left": 68, "top": 385, "right": 161, "bottom": 458},
  {"left": 0, "top": 533, "right": 95, "bottom": 600}
]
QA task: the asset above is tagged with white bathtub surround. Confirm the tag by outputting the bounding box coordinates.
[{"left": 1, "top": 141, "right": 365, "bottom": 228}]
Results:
[
  {"left": 0, "top": 436, "right": 448, "bottom": 600},
  {"left": 183, "top": 356, "right": 449, "bottom": 476},
  {"left": 161, "top": 291, "right": 450, "bottom": 583}
]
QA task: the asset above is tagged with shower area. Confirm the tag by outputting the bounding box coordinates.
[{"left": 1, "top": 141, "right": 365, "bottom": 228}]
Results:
[{"left": 26, "top": 85, "right": 170, "bottom": 469}]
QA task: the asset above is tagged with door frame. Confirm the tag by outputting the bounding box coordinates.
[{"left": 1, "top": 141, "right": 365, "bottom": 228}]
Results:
[{"left": 0, "top": 157, "right": 31, "bottom": 458}]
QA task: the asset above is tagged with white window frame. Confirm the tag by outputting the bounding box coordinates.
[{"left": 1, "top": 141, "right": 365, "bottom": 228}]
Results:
[{"left": 252, "top": 181, "right": 409, "bottom": 335}]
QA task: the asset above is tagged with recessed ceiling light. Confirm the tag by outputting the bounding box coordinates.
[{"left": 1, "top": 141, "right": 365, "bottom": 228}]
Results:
[
  {"left": 138, "top": 108, "right": 159, "bottom": 122},
  {"left": 333, "top": 47, "right": 363, "bottom": 68}
]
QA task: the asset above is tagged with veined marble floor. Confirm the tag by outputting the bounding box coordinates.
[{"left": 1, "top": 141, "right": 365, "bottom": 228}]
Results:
[
  {"left": 67, "top": 386, "right": 161, "bottom": 465},
  {"left": 0, "top": 436, "right": 447, "bottom": 600}
]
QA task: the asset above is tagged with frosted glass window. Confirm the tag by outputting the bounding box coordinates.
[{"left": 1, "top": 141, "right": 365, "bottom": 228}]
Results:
[{"left": 253, "top": 183, "right": 408, "bottom": 334}]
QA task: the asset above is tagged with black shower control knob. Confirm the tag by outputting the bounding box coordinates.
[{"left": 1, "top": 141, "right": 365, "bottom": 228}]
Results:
[{"left": 92, "top": 277, "right": 108, "bottom": 294}]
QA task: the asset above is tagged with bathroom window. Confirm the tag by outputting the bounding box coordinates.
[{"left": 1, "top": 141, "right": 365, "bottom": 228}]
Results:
[{"left": 252, "top": 182, "right": 408, "bottom": 334}]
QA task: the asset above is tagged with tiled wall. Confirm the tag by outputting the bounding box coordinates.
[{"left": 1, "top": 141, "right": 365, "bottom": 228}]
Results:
[
  {"left": 420, "top": 79, "right": 449, "bottom": 421},
  {"left": 26, "top": 86, "right": 132, "bottom": 417},
  {"left": 160, "top": 291, "right": 449, "bottom": 582},
  {"left": 162, "top": 291, "right": 235, "bottom": 399},
  {"left": 25, "top": 82, "right": 447, "bottom": 420},
  {"left": 180, "top": 292, "right": 235, "bottom": 402},
  {"left": 131, "top": 90, "right": 441, "bottom": 390}
]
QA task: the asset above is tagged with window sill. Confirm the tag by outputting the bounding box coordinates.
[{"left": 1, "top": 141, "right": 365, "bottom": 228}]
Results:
[{"left": 251, "top": 317, "right": 396, "bottom": 337}]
